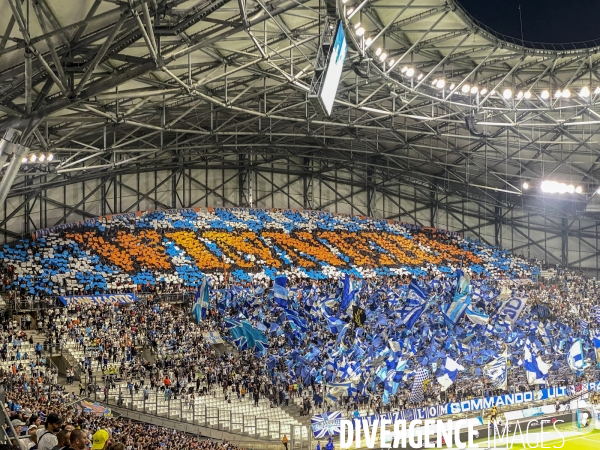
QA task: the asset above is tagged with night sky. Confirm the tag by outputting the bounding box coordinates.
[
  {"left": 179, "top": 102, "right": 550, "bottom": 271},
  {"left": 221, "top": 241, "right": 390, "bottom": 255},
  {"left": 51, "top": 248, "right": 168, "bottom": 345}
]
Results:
[{"left": 457, "top": 0, "right": 600, "bottom": 45}]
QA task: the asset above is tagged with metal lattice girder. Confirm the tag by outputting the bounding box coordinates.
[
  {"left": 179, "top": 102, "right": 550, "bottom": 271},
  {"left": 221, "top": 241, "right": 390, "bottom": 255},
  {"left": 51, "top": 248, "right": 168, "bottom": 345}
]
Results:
[{"left": 1, "top": 0, "right": 600, "bottom": 271}]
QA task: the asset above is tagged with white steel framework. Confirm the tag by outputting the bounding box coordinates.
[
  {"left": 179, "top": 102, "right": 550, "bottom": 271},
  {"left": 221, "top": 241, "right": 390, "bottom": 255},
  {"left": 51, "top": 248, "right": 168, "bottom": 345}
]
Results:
[{"left": 1, "top": 0, "right": 600, "bottom": 274}]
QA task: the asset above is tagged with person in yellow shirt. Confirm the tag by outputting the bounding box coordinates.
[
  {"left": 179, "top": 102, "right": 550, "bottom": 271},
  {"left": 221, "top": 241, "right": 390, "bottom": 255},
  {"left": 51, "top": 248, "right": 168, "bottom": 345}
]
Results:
[{"left": 282, "top": 434, "right": 288, "bottom": 450}]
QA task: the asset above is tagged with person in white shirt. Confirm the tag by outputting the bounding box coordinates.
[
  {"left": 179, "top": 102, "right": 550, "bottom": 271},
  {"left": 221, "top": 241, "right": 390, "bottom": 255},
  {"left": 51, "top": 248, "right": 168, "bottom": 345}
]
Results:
[{"left": 36, "top": 413, "right": 62, "bottom": 450}]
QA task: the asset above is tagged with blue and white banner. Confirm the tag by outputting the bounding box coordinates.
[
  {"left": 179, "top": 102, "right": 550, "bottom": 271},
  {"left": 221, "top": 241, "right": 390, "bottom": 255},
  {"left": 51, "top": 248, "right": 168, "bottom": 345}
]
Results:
[
  {"left": 592, "top": 329, "right": 600, "bottom": 368},
  {"left": 312, "top": 381, "right": 600, "bottom": 437},
  {"left": 499, "top": 296, "right": 527, "bottom": 324},
  {"left": 568, "top": 339, "right": 591, "bottom": 374},
  {"left": 311, "top": 411, "right": 342, "bottom": 438},
  {"left": 484, "top": 349, "right": 508, "bottom": 390},
  {"left": 59, "top": 293, "right": 137, "bottom": 306}
]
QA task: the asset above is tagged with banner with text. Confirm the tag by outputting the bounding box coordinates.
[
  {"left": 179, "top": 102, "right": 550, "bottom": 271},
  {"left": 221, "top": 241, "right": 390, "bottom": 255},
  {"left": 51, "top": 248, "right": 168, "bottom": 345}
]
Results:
[{"left": 59, "top": 293, "right": 138, "bottom": 306}]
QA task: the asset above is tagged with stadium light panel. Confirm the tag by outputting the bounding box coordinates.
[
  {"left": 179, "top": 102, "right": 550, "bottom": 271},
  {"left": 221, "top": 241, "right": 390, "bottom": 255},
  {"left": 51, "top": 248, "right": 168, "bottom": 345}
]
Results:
[
  {"left": 562, "top": 89, "right": 571, "bottom": 98},
  {"left": 517, "top": 91, "right": 523, "bottom": 99},
  {"left": 575, "top": 186, "right": 583, "bottom": 194},
  {"left": 356, "top": 27, "right": 365, "bottom": 36},
  {"left": 379, "top": 53, "right": 387, "bottom": 62},
  {"left": 580, "top": 86, "right": 590, "bottom": 97},
  {"left": 541, "top": 90, "right": 549, "bottom": 99},
  {"left": 461, "top": 84, "right": 470, "bottom": 93},
  {"left": 470, "top": 86, "right": 478, "bottom": 94},
  {"left": 417, "top": 73, "right": 423, "bottom": 80},
  {"left": 406, "top": 67, "right": 414, "bottom": 77},
  {"left": 502, "top": 89, "right": 512, "bottom": 99},
  {"left": 522, "top": 182, "right": 529, "bottom": 190},
  {"left": 595, "top": 87, "right": 600, "bottom": 95},
  {"left": 436, "top": 79, "right": 446, "bottom": 89},
  {"left": 354, "top": 22, "right": 361, "bottom": 30},
  {"left": 29, "top": 154, "right": 36, "bottom": 162},
  {"left": 375, "top": 47, "right": 382, "bottom": 56},
  {"left": 480, "top": 88, "right": 487, "bottom": 95},
  {"left": 524, "top": 91, "right": 531, "bottom": 99},
  {"left": 47, "top": 153, "right": 54, "bottom": 161},
  {"left": 365, "top": 37, "right": 372, "bottom": 46}
]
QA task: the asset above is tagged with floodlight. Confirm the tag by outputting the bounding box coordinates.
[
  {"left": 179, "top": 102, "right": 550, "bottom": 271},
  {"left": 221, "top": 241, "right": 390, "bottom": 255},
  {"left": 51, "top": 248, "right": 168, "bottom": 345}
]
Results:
[
  {"left": 461, "top": 84, "right": 470, "bottom": 93},
  {"left": 502, "top": 89, "right": 512, "bottom": 99},
  {"left": 541, "top": 90, "right": 549, "bottom": 99}
]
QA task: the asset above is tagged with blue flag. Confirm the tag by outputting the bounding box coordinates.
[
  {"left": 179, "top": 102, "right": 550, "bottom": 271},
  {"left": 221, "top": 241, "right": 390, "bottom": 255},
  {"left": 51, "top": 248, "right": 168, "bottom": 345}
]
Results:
[
  {"left": 274, "top": 275, "right": 289, "bottom": 308},
  {"left": 192, "top": 275, "right": 209, "bottom": 324}
]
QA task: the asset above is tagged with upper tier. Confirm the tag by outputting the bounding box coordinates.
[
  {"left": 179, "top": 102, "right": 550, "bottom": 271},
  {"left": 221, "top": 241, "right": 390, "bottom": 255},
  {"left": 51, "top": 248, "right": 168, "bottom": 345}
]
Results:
[{"left": 0, "top": 208, "right": 538, "bottom": 296}]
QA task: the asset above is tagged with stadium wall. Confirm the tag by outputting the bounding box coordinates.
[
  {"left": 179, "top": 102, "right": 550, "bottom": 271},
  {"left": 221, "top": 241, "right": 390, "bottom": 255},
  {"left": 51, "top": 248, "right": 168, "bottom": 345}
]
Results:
[{"left": 3, "top": 163, "right": 599, "bottom": 277}]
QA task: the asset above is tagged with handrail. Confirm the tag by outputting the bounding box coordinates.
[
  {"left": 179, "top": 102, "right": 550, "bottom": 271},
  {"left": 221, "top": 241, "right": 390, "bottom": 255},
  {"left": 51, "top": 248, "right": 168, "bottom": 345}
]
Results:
[{"left": 94, "top": 384, "right": 312, "bottom": 449}]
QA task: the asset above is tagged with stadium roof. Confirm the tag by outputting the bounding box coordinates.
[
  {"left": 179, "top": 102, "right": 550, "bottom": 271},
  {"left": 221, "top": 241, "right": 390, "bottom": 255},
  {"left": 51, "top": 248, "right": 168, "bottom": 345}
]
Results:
[{"left": 2, "top": 0, "right": 600, "bottom": 220}]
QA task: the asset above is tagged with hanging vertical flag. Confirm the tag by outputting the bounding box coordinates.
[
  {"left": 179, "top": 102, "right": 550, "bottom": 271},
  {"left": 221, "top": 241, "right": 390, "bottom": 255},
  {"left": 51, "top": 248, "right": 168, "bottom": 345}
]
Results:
[
  {"left": 568, "top": 339, "right": 591, "bottom": 375},
  {"left": 273, "top": 275, "right": 289, "bottom": 308},
  {"left": 592, "top": 330, "right": 600, "bottom": 368},
  {"left": 341, "top": 274, "right": 360, "bottom": 311},
  {"left": 484, "top": 348, "right": 508, "bottom": 390},
  {"left": 192, "top": 276, "right": 209, "bottom": 324},
  {"left": 408, "top": 368, "right": 429, "bottom": 403},
  {"left": 351, "top": 305, "right": 366, "bottom": 328}
]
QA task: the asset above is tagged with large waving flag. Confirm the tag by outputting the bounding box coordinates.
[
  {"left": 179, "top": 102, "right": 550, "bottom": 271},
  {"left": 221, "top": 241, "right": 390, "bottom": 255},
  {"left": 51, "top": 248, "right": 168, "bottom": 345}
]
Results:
[
  {"left": 484, "top": 348, "right": 508, "bottom": 390},
  {"left": 192, "top": 276, "right": 209, "bottom": 324},
  {"left": 273, "top": 275, "right": 289, "bottom": 308},
  {"left": 568, "top": 339, "right": 591, "bottom": 374},
  {"left": 442, "top": 270, "right": 471, "bottom": 328},
  {"left": 435, "top": 357, "right": 465, "bottom": 391},
  {"left": 592, "top": 330, "right": 600, "bottom": 368},
  {"left": 465, "top": 305, "right": 489, "bottom": 325},
  {"left": 398, "top": 280, "right": 429, "bottom": 329},
  {"left": 523, "top": 346, "right": 550, "bottom": 385},
  {"left": 326, "top": 378, "right": 359, "bottom": 403},
  {"left": 224, "top": 319, "right": 268, "bottom": 353}
]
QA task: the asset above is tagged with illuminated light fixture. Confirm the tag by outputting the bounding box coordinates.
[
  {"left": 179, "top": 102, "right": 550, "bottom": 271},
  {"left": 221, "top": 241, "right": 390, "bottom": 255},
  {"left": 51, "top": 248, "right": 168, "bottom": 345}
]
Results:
[
  {"left": 375, "top": 47, "right": 382, "bottom": 56},
  {"left": 347, "top": 7, "right": 354, "bottom": 16},
  {"left": 595, "top": 87, "right": 600, "bottom": 95},
  {"left": 470, "top": 86, "right": 478, "bottom": 94},
  {"left": 342, "top": 0, "right": 348, "bottom": 3},
  {"left": 365, "top": 37, "right": 372, "bottom": 46},
  {"left": 379, "top": 52, "right": 387, "bottom": 62},
  {"left": 432, "top": 79, "right": 438, "bottom": 85},
  {"left": 450, "top": 83, "right": 455, "bottom": 89},
  {"left": 480, "top": 88, "right": 488, "bottom": 95},
  {"left": 29, "top": 154, "right": 37, "bottom": 162},
  {"left": 522, "top": 181, "right": 529, "bottom": 190},
  {"left": 541, "top": 90, "right": 550, "bottom": 99},
  {"left": 541, "top": 180, "right": 578, "bottom": 194},
  {"left": 502, "top": 88, "right": 512, "bottom": 99},
  {"left": 21, "top": 157, "right": 27, "bottom": 163},
  {"left": 436, "top": 79, "right": 446, "bottom": 89},
  {"left": 575, "top": 186, "right": 583, "bottom": 194},
  {"left": 461, "top": 84, "right": 470, "bottom": 93},
  {"left": 401, "top": 66, "right": 408, "bottom": 73},
  {"left": 562, "top": 88, "right": 571, "bottom": 98},
  {"left": 47, "top": 153, "right": 54, "bottom": 161},
  {"left": 580, "top": 86, "right": 590, "bottom": 97},
  {"left": 524, "top": 91, "right": 531, "bottom": 99},
  {"left": 406, "top": 67, "right": 415, "bottom": 77},
  {"left": 39, "top": 154, "right": 46, "bottom": 162},
  {"left": 356, "top": 27, "right": 365, "bottom": 36},
  {"left": 417, "top": 73, "right": 423, "bottom": 80},
  {"left": 554, "top": 89, "right": 562, "bottom": 98},
  {"left": 517, "top": 91, "right": 523, "bottom": 99},
  {"left": 388, "top": 59, "right": 394, "bottom": 66},
  {"left": 354, "top": 22, "right": 361, "bottom": 30}
]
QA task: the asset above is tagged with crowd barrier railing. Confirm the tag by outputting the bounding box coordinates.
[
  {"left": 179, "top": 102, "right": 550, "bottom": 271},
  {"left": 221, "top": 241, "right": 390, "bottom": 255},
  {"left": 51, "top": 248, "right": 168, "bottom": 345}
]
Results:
[{"left": 92, "top": 384, "right": 312, "bottom": 449}]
